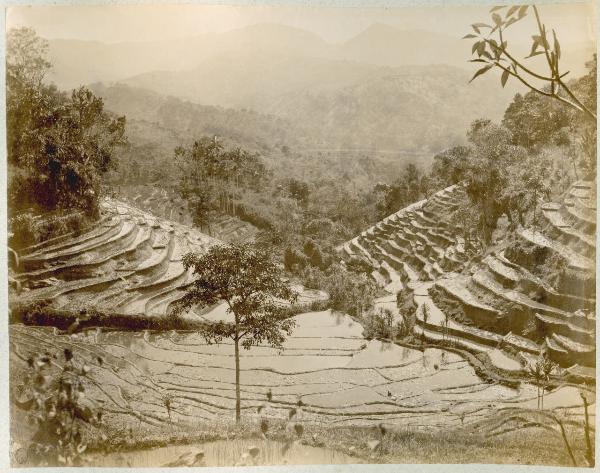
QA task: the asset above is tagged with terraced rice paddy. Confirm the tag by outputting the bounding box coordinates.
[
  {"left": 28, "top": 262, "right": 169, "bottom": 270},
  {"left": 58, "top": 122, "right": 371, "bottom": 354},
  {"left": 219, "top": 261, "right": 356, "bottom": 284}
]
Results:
[
  {"left": 340, "top": 181, "right": 596, "bottom": 378},
  {"left": 118, "top": 184, "right": 258, "bottom": 244},
  {"left": 15, "top": 199, "right": 220, "bottom": 317},
  {"left": 9, "top": 309, "right": 592, "bottom": 434},
  {"left": 14, "top": 198, "right": 325, "bottom": 323}
]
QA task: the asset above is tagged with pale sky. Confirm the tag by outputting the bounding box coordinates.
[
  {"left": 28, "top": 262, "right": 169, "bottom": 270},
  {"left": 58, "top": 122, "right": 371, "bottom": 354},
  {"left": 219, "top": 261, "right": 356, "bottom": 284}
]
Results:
[{"left": 6, "top": 2, "right": 597, "bottom": 44}]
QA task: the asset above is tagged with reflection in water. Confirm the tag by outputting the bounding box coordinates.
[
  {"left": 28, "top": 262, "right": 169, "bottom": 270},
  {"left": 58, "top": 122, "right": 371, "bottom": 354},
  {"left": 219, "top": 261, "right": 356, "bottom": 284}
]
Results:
[
  {"left": 332, "top": 310, "right": 345, "bottom": 326},
  {"left": 399, "top": 345, "right": 413, "bottom": 360},
  {"left": 13, "top": 308, "right": 582, "bottom": 437}
]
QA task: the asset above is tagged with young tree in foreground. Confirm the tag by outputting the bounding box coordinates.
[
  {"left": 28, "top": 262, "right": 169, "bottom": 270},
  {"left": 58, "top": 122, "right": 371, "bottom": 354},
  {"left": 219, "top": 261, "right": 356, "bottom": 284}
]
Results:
[{"left": 175, "top": 244, "right": 298, "bottom": 422}]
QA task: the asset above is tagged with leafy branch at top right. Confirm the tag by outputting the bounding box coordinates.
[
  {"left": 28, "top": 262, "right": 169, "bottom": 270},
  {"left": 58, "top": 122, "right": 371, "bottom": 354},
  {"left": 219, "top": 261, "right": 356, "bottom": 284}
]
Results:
[{"left": 465, "top": 4, "right": 596, "bottom": 121}]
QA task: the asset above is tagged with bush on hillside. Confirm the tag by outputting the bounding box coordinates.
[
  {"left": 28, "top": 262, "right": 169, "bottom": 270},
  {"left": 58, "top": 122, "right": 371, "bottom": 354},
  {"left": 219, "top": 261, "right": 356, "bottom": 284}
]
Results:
[
  {"left": 12, "top": 348, "right": 103, "bottom": 466},
  {"left": 9, "top": 211, "right": 86, "bottom": 250},
  {"left": 235, "top": 203, "right": 273, "bottom": 230},
  {"left": 299, "top": 265, "right": 378, "bottom": 318},
  {"left": 345, "top": 257, "right": 374, "bottom": 275},
  {"left": 283, "top": 247, "right": 308, "bottom": 272},
  {"left": 363, "top": 308, "right": 395, "bottom": 340}
]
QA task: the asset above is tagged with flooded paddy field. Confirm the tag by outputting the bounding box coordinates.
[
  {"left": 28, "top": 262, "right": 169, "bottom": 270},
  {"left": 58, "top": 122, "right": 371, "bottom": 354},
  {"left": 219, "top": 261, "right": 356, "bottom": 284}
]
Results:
[{"left": 10, "top": 310, "right": 592, "bottom": 434}]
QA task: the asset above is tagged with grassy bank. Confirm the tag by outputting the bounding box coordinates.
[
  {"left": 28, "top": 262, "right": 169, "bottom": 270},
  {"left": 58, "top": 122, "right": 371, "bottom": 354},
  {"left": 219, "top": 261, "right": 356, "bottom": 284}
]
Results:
[{"left": 11, "top": 403, "right": 593, "bottom": 467}]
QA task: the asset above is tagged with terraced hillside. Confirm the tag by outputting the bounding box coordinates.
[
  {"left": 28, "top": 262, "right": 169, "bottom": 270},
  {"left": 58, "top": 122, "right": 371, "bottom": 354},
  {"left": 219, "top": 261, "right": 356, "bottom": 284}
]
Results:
[
  {"left": 340, "top": 184, "right": 470, "bottom": 289},
  {"left": 10, "top": 311, "right": 590, "bottom": 433},
  {"left": 8, "top": 196, "right": 595, "bottom": 460},
  {"left": 11, "top": 199, "right": 222, "bottom": 318},
  {"left": 340, "top": 181, "right": 596, "bottom": 378},
  {"left": 10, "top": 197, "right": 324, "bottom": 320},
  {"left": 117, "top": 185, "right": 259, "bottom": 244}
]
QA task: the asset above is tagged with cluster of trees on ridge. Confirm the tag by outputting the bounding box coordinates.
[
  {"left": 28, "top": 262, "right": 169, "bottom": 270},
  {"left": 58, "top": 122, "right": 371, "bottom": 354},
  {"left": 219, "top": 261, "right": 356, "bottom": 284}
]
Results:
[{"left": 7, "top": 28, "right": 127, "bottom": 248}]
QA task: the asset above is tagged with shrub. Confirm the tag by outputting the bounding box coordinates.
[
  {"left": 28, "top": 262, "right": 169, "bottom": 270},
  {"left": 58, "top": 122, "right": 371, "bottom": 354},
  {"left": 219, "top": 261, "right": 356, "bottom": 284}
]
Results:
[
  {"left": 12, "top": 348, "right": 103, "bottom": 466},
  {"left": 234, "top": 203, "right": 273, "bottom": 230},
  {"left": 299, "top": 266, "right": 326, "bottom": 290},
  {"left": 345, "top": 257, "right": 373, "bottom": 275},
  {"left": 283, "top": 247, "right": 308, "bottom": 271},
  {"left": 396, "top": 289, "right": 417, "bottom": 317},
  {"left": 9, "top": 210, "right": 88, "bottom": 250},
  {"left": 8, "top": 213, "right": 41, "bottom": 248},
  {"left": 363, "top": 308, "right": 395, "bottom": 340}
]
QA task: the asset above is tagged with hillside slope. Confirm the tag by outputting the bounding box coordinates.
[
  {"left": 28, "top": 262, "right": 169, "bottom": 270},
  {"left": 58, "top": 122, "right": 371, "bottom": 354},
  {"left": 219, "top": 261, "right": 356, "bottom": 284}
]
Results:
[
  {"left": 117, "top": 185, "right": 259, "bottom": 244},
  {"left": 90, "top": 83, "right": 302, "bottom": 153},
  {"left": 340, "top": 181, "right": 596, "bottom": 376},
  {"left": 13, "top": 199, "right": 220, "bottom": 318},
  {"left": 95, "top": 62, "right": 517, "bottom": 154},
  {"left": 119, "top": 57, "right": 516, "bottom": 151}
]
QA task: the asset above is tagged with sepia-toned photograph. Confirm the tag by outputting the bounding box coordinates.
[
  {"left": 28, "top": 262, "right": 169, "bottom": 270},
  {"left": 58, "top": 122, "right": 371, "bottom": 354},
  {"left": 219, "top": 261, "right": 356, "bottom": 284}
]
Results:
[{"left": 4, "top": 0, "right": 597, "bottom": 469}]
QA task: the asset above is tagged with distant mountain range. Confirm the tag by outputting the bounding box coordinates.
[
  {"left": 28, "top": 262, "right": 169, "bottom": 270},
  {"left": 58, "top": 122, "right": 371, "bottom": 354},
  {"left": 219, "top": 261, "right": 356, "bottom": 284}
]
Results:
[
  {"left": 46, "top": 22, "right": 593, "bottom": 91},
  {"left": 47, "top": 23, "right": 472, "bottom": 89},
  {"left": 45, "top": 22, "right": 594, "bottom": 155}
]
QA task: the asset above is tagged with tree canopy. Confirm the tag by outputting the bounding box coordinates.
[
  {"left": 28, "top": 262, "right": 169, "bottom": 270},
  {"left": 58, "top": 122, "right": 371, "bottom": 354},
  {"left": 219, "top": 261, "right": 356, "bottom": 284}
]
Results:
[
  {"left": 502, "top": 92, "right": 571, "bottom": 150},
  {"left": 175, "top": 137, "right": 267, "bottom": 232},
  {"left": 176, "top": 243, "right": 298, "bottom": 421},
  {"left": 178, "top": 243, "right": 298, "bottom": 348},
  {"left": 7, "top": 27, "right": 127, "bottom": 217}
]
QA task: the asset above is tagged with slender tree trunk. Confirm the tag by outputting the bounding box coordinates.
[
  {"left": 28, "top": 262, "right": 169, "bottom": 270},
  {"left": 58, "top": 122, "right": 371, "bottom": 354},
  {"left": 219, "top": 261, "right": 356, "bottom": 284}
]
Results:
[
  {"left": 554, "top": 415, "right": 577, "bottom": 467},
  {"left": 571, "top": 156, "right": 579, "bottom": 181},
  {"left": 533, "top": 189, "right": 537, "bottom": 236},
  {"left": 582, "top": 393, "right": 593, "bottom": 466},
  {"left": 234, "top": 334, "right": 241, "bottom": 423},
  {"left": 541, "top": 381, "right": 544, "bottom": 409}
]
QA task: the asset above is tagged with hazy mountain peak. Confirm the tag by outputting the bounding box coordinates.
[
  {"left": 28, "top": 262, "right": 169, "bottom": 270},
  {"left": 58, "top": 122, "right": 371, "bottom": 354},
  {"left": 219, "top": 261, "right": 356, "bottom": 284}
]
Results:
[
  {"left": 355, "top": 22, "right": 400, "bottom": 35},
  {"left": 225, "top": 22, "right": 328, "bottom": 42},
  {"left": 346, "top": 23, "right": 455, "bottom": 43}
]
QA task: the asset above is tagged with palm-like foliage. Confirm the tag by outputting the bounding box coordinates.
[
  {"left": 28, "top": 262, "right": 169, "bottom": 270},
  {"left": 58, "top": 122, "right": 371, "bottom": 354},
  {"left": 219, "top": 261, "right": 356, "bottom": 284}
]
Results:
[{"left": 528, "top": 352, "right": 557, "bottom": 410}]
